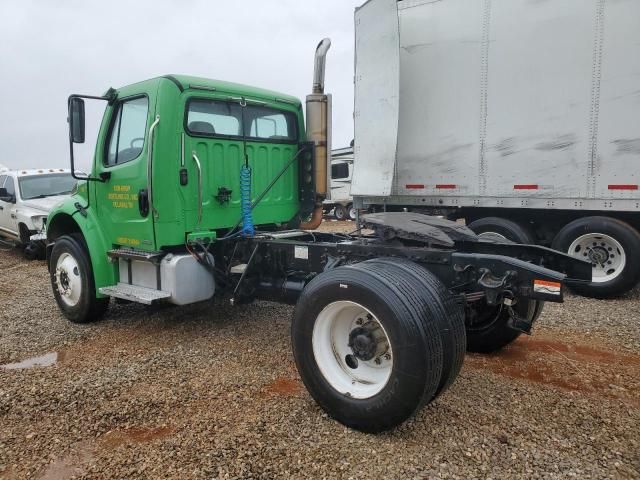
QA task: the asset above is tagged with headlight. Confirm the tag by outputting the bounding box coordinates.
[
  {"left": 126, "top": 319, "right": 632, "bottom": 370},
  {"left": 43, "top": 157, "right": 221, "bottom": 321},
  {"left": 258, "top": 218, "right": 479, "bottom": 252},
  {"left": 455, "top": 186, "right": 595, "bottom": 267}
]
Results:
[{"left": 30, "top": 215, "right": 47, "bottom": 231}]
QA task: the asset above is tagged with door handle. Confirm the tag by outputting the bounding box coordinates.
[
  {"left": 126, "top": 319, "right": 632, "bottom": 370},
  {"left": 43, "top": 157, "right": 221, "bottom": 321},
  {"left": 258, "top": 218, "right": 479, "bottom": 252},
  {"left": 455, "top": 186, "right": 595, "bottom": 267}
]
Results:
[
  {"left": 192, "top": 152, "right": 203, "bottom": 226},
  {"left": 0, "top": 205, "right": 3, "bottom": 210},
  {"left": 138, "top": 189, "right": 149, "bottom": 217}
]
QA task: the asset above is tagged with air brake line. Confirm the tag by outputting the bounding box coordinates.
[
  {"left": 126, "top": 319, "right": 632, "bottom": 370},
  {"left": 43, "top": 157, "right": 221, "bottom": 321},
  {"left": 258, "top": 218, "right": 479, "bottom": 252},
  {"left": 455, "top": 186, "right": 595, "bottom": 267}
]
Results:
[{"left": 239, "top": 98, "right": 255, "bottom": 237}]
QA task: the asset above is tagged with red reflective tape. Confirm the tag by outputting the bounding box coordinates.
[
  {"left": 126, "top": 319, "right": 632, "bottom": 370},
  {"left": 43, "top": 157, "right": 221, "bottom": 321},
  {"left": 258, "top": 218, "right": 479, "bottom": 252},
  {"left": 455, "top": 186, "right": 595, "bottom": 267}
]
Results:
[
  {"left": 514, "top": 184, "right": 539, "bottom": 190},
  {"left": 608, "top": 184, "right": 638, "bottom": 190},
  {"left": 435, "top": 184, "right": 456, "bottom": 189},
  {"left": 405, "top": 184, "right": 425, "bottom": 189}
]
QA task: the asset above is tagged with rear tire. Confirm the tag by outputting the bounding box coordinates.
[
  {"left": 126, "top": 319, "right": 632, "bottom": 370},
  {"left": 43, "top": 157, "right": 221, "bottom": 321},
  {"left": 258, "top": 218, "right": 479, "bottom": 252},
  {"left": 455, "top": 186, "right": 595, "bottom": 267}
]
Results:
[
  {"left": 292, "top": 259, "right": 451, "bottom": 432},
  {"left": 358, "top": 258, "right": 465, "bottom": 399},
  {"left": 466, "top": 298, "right": 543, "bottom": 353},
  {"left": 50, "top": 235, "right": 109, "bottom": 324},
  {"left": 468, "top": 217, "right": 535, "bottom": 244},
  {"left": 334, "top": 204, "right": 348, "bottom": 221},
  {"left": 552, "top": 216, "right": 640, "bottom": 298}
]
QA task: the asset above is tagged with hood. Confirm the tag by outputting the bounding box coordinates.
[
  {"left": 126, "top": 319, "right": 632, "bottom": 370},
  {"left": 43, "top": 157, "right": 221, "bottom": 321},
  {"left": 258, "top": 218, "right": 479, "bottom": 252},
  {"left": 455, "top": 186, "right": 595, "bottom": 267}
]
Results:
[{"left": 22, "top": 195, "right": 67, "bottom": 213}]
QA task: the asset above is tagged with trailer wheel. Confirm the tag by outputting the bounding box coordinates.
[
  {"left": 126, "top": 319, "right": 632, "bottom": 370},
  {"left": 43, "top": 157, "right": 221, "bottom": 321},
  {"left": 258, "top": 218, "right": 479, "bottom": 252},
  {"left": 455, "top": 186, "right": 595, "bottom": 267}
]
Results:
[
  {"left": 292, "top": 260, "right": 449, "bottom": 432},
  {"left": 468, "top": 217, "right": 535, "bottom": 244},
  {"left": 466, "top": 298, "right": 543, "bottom": 353},
  {"left": 552, "top": 217, "right": 640, "bottom": 298},
  {"left": 50, "top": 235, "right": 109, "bottom": 324},
  {"left": 347, "top": 203, "right": 357, "bottom": 221},
  {"left": 334, "top": 204, "right": 348, "bottom": 221}
]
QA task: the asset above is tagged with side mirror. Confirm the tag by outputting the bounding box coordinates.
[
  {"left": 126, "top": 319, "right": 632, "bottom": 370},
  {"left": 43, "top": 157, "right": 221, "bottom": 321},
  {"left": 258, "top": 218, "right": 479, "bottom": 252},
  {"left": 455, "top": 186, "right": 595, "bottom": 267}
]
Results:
[{"left": 69, "top": 97, "right": 86, "bottom": 144}]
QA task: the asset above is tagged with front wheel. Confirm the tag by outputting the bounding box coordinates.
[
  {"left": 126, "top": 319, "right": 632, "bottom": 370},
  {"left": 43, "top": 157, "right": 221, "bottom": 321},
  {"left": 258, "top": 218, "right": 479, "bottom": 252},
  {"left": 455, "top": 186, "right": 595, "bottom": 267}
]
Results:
[
  {"left": 50, "top": 235, "right": 109, "bottom": 324},
  {"left": 552, "top": 217, "right": 640, "bottom": 298},
  {"left": 292, "top": 259, "right": 459, "bottom": 433}
]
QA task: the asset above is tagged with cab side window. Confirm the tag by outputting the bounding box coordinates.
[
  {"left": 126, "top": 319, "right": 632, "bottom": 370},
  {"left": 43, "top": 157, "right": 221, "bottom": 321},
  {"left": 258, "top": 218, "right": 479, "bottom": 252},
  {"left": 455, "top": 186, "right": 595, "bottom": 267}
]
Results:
[
  {"left": 331, "top": 162, "right": 350, "bottom": 180},
  {"left": 3, "top": 177, "right": 15, "bottom": 196},
  {"left": 105, "top": 97, "right": 149, "bottom": 166}
]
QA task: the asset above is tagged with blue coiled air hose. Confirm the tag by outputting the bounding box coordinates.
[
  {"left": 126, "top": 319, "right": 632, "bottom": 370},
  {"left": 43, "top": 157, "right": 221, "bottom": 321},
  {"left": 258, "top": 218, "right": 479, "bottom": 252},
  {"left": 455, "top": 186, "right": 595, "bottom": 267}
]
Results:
[{"left": 240, "top": 164, "right": 255, "bottom": 236}]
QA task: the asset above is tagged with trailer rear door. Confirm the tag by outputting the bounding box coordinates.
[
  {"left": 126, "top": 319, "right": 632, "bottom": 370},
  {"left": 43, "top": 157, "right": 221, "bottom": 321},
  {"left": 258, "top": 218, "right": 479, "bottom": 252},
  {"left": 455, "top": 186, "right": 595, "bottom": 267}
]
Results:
[{"left": 351, "top": 0, "right": 400, "bottom": 197}]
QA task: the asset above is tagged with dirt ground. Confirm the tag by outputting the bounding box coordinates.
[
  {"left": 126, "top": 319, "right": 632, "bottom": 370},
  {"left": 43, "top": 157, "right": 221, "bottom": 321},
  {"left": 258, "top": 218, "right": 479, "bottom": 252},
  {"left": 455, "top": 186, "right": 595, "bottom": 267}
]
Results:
[{"left": 0, "top": 222, "right": 639, "bottom": 479}]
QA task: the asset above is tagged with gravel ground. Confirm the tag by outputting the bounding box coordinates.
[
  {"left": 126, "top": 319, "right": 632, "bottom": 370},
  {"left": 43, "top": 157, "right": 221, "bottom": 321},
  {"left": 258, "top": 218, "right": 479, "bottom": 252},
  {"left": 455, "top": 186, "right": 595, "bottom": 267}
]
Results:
[{"left": 0, "top": 225, "right": 639, "bottom": 479}]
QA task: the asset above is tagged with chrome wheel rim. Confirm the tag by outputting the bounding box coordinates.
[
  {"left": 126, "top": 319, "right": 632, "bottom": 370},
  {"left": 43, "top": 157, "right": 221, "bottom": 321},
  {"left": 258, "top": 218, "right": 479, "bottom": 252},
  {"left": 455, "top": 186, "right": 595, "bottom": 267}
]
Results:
[
  {"left": 568, "top": 233, "right": 626, "bottom": 283},
  {"left": 55, "top": 252, "right": 82, "bottom": 307},
  {"left": 312, "top": 301, "right": 393, "bottom": 399}
]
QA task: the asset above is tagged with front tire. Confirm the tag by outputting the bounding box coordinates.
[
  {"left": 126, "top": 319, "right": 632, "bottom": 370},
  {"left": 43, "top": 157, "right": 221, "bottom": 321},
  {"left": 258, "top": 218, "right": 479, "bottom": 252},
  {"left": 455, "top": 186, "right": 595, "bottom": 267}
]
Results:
[
  {"left": 552, "top": 217, "right": 640, "bottom": 298},
  {"left": 292, "top": 259, "right": 455, "bottom": 433},
  {"left": 50, "top": 235, "right": 109, "bottom": 324}
]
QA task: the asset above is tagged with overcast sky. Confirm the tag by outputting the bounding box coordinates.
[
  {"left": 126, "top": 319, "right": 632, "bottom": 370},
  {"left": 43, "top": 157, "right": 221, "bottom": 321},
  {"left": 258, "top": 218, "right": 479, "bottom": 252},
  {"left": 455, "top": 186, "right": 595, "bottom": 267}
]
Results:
[{"left": 0, "top": 0, "right": 363, "bottom": 170}]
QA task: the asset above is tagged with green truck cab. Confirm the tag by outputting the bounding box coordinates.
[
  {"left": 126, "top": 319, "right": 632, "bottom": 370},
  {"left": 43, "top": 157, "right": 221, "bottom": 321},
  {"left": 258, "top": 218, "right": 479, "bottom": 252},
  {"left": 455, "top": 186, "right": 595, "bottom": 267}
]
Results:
[{"left": 47, "top": 75, "right": 315, "bottom": 308}]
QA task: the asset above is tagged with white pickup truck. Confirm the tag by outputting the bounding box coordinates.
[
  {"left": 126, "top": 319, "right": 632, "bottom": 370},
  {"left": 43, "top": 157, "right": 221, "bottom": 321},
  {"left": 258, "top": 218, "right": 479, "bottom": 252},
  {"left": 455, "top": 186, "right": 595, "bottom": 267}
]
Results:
[{"left": 0, "top": 168, "right": 77, "bottom": 258}]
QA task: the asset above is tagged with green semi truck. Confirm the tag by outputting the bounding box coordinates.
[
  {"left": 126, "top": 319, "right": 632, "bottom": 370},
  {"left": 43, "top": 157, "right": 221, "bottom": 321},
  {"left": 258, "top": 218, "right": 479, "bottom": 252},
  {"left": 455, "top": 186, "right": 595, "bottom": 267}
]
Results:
[{"left": 46, "top": 39, "right": 590, "bottom": 432}]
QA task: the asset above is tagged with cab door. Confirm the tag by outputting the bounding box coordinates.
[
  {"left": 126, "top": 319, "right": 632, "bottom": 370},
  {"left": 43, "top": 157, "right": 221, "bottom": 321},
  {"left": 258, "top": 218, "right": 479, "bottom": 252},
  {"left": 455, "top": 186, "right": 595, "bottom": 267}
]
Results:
[
  {"left": 93, "top": 94, "right": 157, "bottom": 250},
  {"left": 0, "top": 175, "right": 19, "bottom": 240}
]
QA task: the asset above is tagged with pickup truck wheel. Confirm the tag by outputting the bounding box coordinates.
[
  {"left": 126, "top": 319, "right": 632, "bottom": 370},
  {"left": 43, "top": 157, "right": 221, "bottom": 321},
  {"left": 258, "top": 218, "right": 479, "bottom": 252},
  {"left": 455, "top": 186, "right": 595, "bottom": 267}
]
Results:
[
  {"left": 50, "top": 235, "right": 109, "bottom": 324},
  {"left": 292, "top": 259, "right": 448, "bottom": 432},
  {"left": 19, "top": 224, "right": 31, "bottom": 246},
  {"left": 552, "top": 217, "right": 640, "bottom": 298},
  {"left": 468, "top": 217, "right": 535, "bottom": 244},
  {"left": 466, "top": 298, "right": 543, "bottom": 353},
  {"left": 334, "top": 204, "right": 348, "bottom": 221}
]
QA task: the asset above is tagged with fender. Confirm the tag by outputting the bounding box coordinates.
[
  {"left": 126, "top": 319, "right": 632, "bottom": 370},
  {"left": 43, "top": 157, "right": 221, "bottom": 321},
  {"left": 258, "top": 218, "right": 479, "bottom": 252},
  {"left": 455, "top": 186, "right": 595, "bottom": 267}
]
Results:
[{"left": 47, "top": 198, "right": 116, "bottom": 297}]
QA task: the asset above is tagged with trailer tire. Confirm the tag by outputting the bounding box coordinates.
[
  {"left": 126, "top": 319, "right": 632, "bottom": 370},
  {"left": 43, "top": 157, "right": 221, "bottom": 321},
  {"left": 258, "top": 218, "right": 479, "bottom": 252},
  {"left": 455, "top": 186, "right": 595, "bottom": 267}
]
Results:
[
  {"left": 466, "top": 299, "right": 543, "bottom": 353},
  {"left": 468, "top": 217, "right": 535, "bottom": 244},
  {"left": 357, "top": 258, "right": 466, "bottom": 399},
  {"left": 552, "top": 216, "right": 640, "bottom": 298},
  {"left": 347, "top": 204, "right": 357, "bottom": 221},
  {"left": 50, "top": 235, "right": 109, "bottom": 324},
  {"left": 292, "top": 259, "right": 447, "bottom": 432},
  {"left": 334, "top": 204, "right": 348, "bottom": 221}
]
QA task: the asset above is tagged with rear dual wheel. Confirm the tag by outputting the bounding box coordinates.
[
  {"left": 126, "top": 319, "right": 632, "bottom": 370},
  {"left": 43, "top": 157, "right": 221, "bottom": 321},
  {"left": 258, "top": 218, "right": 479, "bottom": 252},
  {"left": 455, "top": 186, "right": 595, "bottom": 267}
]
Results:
[
  {"left": 292, "top": 258, "right": 465, "bottom": 433},
  {"left": 334, "top": 204, "right": 356, "bottom": 221},
  {"left": 466, "top": 298, "right": 544, "bottom": 353}
]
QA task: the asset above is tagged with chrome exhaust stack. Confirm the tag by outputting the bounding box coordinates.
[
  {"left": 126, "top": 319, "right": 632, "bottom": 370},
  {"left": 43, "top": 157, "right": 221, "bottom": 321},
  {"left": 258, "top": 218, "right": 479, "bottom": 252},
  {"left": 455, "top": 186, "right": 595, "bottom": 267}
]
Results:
[{"left": 301, "top": 38, "right": 332, "bottom": 230}]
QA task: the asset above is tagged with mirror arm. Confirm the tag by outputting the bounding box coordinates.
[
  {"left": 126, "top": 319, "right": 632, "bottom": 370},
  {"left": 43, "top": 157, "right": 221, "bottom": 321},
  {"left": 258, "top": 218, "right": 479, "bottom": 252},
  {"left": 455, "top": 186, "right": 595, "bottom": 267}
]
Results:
[{"left": 67, "top": 93, "right": 114, "bottom": 183}]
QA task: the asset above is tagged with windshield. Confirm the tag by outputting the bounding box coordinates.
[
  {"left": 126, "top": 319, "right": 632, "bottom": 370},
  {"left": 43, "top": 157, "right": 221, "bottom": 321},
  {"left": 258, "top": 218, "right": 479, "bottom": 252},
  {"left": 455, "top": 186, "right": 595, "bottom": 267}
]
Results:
[{"left": 18, "top": 173, "right": 77, "bottom": 200}]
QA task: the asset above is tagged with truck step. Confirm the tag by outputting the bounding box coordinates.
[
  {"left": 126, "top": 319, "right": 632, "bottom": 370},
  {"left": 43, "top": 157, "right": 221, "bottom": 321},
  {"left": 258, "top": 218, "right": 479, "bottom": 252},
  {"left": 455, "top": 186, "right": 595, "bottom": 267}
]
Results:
[
  {"left": 99, "top": 283, "right": 171, "bottom": 305},
  {"left": 107, "top": 248, "right": 166, "bottom": 263}
]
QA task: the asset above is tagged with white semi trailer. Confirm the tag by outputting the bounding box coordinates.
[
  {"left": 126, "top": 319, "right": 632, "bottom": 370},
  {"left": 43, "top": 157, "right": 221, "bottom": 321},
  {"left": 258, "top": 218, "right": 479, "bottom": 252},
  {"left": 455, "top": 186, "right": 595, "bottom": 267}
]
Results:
[{"left": 351, "top": 0, "right": 640, "bottom": 298}]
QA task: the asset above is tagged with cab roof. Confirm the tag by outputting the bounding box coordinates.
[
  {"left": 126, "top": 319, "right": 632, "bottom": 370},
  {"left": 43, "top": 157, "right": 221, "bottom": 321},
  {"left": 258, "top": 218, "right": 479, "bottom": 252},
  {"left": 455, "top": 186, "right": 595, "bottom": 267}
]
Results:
[{"left": 116, "top": 75, "right": 302, "bottom": 107}]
